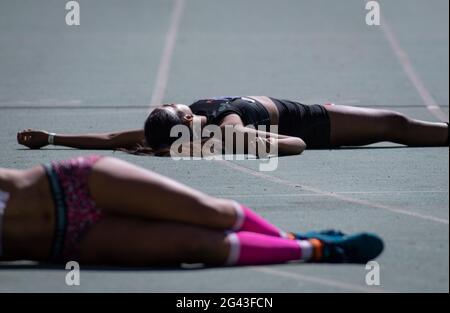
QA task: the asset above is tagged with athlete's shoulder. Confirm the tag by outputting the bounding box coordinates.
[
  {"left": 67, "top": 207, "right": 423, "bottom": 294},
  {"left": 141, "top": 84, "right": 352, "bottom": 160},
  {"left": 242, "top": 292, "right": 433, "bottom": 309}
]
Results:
[{"left": 191, "top": 96, "right": 240, "bottom": 104}]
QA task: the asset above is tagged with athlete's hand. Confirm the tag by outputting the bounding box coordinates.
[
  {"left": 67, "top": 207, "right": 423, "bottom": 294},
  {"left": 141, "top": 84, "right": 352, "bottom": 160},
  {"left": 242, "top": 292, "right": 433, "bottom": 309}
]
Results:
[{"left": 17, "top": 129, "right": 50, "bottom": 149}]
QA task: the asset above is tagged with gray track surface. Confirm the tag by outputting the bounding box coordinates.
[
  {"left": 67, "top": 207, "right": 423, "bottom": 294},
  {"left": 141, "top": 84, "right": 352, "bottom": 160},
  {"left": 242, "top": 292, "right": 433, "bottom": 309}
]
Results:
[{"left": 0, "top": 0, "right": 448, "bottom": 292}]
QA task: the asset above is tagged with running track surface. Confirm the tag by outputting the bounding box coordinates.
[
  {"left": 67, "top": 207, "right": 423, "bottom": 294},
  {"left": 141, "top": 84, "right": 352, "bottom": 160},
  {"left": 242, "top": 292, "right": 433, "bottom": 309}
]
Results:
[{"left": 0, "top": 0, "right": 448, "bottom": 292}]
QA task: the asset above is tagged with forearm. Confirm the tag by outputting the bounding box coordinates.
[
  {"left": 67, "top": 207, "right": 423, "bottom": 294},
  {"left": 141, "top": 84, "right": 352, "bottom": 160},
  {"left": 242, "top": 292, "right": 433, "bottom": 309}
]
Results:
[
  {"left": 221, "top": 125, "right": 306, "bottom": 156},
  {"left": 52, "top": 133, "right": 117, "bottom": 149},
  {"left": 277, "top": 137, "right": 306, "bottom": 155},
  {"left": 234, "top": 125, "right": 291, "bottom": 139},
  {"left": 52, "top": 129, "right": 145, "bottom": 150}
]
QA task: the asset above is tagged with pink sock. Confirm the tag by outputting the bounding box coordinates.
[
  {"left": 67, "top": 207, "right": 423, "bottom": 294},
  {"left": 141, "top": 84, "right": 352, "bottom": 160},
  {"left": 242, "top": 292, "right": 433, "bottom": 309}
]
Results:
[
  {"left": 225, "top": 231, "right": 312, "bottom": 266},
  {"left": 231, "top": 202, "right": 286, "bottom": 238}
]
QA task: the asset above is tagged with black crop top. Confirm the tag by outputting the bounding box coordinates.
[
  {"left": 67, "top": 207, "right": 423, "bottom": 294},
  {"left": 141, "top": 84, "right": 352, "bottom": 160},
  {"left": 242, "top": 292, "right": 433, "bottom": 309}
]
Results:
[{"left": 189, "top": 97, "right": 270, "bottom": 128}]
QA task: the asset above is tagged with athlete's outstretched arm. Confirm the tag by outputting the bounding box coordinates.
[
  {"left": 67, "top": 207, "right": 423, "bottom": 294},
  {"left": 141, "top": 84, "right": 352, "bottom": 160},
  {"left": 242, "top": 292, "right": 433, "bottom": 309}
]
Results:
[{"left": 17, "top": 129, "right": 145, "bottom": 150}]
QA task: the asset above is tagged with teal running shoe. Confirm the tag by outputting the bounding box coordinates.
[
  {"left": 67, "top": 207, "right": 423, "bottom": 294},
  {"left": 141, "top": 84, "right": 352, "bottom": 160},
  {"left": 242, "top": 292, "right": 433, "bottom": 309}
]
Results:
[{"left": 294, "top": 230, "right": 384, "bottom": 263}]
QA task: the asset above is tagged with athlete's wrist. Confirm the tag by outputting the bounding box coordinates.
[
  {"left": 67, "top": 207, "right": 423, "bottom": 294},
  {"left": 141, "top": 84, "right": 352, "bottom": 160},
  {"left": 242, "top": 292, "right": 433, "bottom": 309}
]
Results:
[{"left": 48, "top": 132, "right": 56, "bottom": 145}]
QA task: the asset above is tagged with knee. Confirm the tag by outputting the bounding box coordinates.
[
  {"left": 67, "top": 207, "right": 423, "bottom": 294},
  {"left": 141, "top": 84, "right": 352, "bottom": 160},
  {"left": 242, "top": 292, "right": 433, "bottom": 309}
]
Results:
[
  {"left": 181, "top": 230, "right": 226, "bottom": 262},
  {"left": 383, "top": 111, "right": 410, "bottom": 135},
  {"left": 200, "top": 197, "right": 237, "bottom": 229}
]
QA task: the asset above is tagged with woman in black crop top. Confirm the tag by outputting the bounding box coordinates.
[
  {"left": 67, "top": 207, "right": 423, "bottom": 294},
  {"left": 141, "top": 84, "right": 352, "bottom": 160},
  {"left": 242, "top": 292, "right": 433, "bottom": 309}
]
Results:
[{"left": 17, "top": 96, "right": 449, "bottom": 156}]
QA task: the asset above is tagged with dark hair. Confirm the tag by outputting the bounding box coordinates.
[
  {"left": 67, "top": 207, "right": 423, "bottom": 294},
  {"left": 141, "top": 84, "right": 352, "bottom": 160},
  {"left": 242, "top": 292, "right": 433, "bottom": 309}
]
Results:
[
  {"left": 119, "top": 108, "right": 219, "bottom": 157},
  {"left": 144, "top": 106, "right": 185, "bottom": 151}
]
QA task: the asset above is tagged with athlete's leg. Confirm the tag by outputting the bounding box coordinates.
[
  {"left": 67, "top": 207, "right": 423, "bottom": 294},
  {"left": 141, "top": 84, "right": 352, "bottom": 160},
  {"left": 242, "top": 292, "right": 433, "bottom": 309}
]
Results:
[
  {"left": 324, "top": 105, "right": 448, "bottom": 147},
  {"left": 78, "top": 216, "right": 383, "bottom": 266},
  {"left": 78, "top": 216, "right": 307, "bottom": 266},
  {"left": 88, "top": 157, "right": 285, "bottom": 236},
  {"left": 78, "top": 216, "right": 230, "bottom": 266}
]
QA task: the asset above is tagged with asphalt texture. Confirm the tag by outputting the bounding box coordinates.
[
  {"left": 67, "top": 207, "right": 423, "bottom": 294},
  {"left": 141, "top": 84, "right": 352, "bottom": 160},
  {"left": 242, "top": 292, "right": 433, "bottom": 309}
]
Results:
[{"left": 0, "top": 0, "right": 448, "bottom": 292}]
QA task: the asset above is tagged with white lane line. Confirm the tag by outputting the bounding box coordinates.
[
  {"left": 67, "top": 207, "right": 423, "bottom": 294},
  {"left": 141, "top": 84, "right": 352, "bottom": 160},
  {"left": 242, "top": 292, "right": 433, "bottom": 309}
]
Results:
[
  {"left": 219, "top": 160, "right": 449, "bottom": 225},
  {"left": 251, "top": 267, "right": 385, "bottom": 293},
  {"left": 0, "top": 99, "right": 83, "bottom": 107},
  {"left": 149, "top": 0, "right": 185, "bottom": 108},
  {"left": 220, "top": 190, "right": 448, "bottom": 198},
  {"left": 381, "top": 17, "right": 448, "bottom": 122}
]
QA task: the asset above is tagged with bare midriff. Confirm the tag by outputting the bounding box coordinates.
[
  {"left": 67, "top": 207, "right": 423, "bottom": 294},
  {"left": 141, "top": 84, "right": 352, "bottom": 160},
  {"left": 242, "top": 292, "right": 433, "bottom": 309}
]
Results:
[{"left": 248, "top": 96, "right": 279, "bottom": 125}]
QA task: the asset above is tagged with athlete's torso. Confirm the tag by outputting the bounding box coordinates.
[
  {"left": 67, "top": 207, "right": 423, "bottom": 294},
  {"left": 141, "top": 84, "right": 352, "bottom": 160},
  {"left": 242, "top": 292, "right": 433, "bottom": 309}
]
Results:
[
  {"left": 188, "top": 96, "right": 324, "bottom": 141},
  {"left": 189, "top": 96, "right": 273, "bottom": 128}
]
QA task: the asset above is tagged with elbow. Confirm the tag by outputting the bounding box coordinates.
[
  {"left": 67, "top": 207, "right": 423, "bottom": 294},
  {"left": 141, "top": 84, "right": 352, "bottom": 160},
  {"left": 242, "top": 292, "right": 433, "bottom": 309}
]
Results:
[
  {"left": 298, "top": 139, "right": 307, "bottom": 154},
  {"left": 290, "top": 138, "right": 306, "bottom": 155},
  {"left": 106, "top": 132, "right": 117, "bottom": 141},
  {"left": 106, "top": 132, "right": 123, "bottom": 147},
  {"left": 278, "top": 138, "right": 306, "bottom": 156}
]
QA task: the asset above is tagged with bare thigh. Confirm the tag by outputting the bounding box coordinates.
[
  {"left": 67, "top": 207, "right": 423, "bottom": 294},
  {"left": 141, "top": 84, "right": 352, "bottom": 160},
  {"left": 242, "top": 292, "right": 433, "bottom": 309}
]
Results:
[
  {"left": 88, "top": 157, "right": 236, "bottom": 229},
  {"left": 324, "top": 105, "right": 394, "bottom": 146},
  {"left": 78, "top": 215, "right": 230, "bottom": 266}
]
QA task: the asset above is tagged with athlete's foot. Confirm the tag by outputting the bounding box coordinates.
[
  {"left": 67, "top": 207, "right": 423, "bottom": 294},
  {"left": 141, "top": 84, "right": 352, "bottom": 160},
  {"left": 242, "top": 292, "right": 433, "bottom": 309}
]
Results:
[
  {"left": 291, "top": 230, "right": 384, "bottom": 264},
  {"left": 315, "top": 232, "right": 383, "bottom": 263}
]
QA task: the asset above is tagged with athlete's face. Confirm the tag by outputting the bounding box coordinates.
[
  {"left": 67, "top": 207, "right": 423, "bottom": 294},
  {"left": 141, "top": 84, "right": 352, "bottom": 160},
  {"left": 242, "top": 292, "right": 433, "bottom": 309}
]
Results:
[
  {"left": 162, "top": 103, "right": 192, "bottom": 116},
  {"left": 161, "top": 103, "right": 194, "bottom": 127}
]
